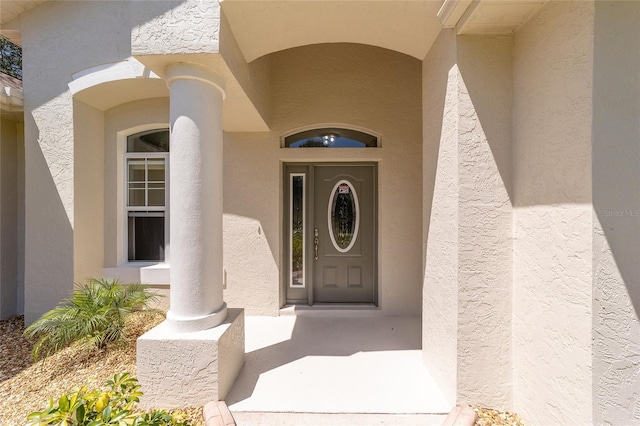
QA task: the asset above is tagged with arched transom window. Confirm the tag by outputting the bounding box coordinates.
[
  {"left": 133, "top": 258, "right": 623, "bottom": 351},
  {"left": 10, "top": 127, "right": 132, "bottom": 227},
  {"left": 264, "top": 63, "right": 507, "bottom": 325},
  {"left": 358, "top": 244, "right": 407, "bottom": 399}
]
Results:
[{"left": 284, "top": 127, "right": 378, "bottom": 148}]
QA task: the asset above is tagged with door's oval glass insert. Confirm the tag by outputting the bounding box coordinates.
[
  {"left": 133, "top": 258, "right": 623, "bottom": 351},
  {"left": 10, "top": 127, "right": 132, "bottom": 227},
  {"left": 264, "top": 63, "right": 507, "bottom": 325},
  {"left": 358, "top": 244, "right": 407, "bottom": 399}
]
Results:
[{"left": 328, "top": 180, "right": 360, "bottom": 253}]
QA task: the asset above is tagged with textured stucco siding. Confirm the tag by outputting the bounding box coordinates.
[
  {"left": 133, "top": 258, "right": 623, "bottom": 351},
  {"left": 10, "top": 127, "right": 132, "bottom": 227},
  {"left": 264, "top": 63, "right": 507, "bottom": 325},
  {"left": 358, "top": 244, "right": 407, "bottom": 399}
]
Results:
[
  {"left": 513, "top": 2, "right": 594, "bottom": 424},
  {"left": 20, "top": 0, "right": 136, "bottom": 323},
  {"left": 225, "top": 43, "right": 423, "bottom": 316},
  {"left": 137, "top": 308, "right": 244, "bottom": 408},
  {"left": 132, "top": 0, "right": 220, "bottom": 56},
  {"left": 456, "top": 35, "right": 513, "bottom": 409},
  {"left": 21, "top": 2, "right": 136, "bottom": 323},
  {"left": 73, "top": 100, "right": 104, "bottom": 284},
  {"left": 223, "top": 214, "right": 279, "bottom": 316},
  {"left": 422, "top": 29, "right": 459, "bottom": 405},
  {"left": 422, "top": 30, "right": 513, "bottom": 409},
  {"left": 0, "top": 119, "right": 19, "bottom": 319},
  {"left": 592, "top": 2, "right": 640, "bottom": 424}
]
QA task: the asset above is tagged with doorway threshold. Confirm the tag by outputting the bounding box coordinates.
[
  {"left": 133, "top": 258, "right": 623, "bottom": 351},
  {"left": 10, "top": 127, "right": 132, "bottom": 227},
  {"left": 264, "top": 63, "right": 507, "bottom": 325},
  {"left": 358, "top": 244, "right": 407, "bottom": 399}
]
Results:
[{"left": 280, "top": 304, "right": 382, "bottom": 317}]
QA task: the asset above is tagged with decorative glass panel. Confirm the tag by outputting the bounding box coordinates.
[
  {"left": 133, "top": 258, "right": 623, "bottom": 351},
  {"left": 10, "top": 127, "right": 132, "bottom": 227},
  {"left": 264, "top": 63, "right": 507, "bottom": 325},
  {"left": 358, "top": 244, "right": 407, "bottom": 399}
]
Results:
[
  {"left": 290, "top": 174, "right": 305, "bottom": 287},
  {"left": 328, "top": 180, "right": 359, "bottom": 253},
  {"left": 127, "top": 130, "right": 170, "bottom": 152},
  {"left": 284, "top": 128, "right": 378, "bottom": 148}
]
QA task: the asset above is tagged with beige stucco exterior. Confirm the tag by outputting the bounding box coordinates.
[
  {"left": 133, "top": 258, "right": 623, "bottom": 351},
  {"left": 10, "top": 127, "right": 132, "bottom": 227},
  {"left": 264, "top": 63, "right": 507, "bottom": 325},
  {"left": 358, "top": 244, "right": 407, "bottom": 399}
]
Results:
[
  {"left": 2, "top": 0, "right": 640, "bottom": 423},
  {"left": 512, "top": 2, "right": 594, "bottom": 424},
  {"left": 422, "top": 29, "right": 513, "bottom": 408},
  {"left": 592, "top": 2, "right": 640, "bottom": 424}
]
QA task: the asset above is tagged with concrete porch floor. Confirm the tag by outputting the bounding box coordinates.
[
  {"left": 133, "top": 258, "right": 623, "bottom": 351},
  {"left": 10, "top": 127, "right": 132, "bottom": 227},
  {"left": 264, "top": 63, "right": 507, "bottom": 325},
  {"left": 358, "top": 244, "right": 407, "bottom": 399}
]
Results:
[{"left": 225, "top": 309, "right": 450, "bottom": 425}]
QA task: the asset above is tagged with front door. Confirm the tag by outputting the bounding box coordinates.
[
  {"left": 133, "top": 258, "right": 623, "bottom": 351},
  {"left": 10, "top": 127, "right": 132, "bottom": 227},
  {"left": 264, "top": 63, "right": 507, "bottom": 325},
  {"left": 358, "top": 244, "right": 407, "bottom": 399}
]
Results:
[{"left": 285, "top": 164, "right": 377, "bottom": 305}]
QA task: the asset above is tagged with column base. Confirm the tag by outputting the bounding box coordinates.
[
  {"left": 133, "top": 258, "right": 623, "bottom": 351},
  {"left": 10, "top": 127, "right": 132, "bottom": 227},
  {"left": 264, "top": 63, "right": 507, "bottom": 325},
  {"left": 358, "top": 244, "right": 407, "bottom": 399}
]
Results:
[
  {"left": 137, "top": 308, "right": 245, "bottom": 409},
  {"left": 166, "top": 302, "right": 228, "bottom": 333}
]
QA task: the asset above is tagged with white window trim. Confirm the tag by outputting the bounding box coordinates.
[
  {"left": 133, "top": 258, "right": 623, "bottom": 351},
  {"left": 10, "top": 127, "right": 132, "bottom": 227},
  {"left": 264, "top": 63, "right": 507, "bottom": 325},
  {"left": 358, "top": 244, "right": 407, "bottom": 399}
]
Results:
[
  {"left": 103, "top": 124, "right": 172, "bottom": 285},
  {"left": 124, "top": 133, "right": 170, "bottom": 264}
]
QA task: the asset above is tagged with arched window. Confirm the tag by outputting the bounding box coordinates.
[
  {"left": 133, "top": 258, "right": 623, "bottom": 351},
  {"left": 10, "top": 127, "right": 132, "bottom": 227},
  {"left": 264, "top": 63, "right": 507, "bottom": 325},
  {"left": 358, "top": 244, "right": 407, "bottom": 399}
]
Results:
[
  {"left": 125, "top": 129, "right": 169, "bottom": 261},
  {"left": 284, "top": 127, "right": 378, "bottom": 148}
]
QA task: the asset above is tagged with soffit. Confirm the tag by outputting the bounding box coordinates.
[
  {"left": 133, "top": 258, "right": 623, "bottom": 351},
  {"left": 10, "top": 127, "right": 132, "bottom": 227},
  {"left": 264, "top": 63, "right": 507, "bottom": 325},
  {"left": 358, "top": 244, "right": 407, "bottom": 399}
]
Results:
[
  {"left": 457, "top": 0, "right": 547, "bottom": 34},
  {"left": 220, "top": 0, "right": 444, "bottom": 62},
  {"left": 0, "top": 0, "right": 47, "bottom": 44},
  {"left": 1, "top": 0, "right": 46, "bottom": 24}
]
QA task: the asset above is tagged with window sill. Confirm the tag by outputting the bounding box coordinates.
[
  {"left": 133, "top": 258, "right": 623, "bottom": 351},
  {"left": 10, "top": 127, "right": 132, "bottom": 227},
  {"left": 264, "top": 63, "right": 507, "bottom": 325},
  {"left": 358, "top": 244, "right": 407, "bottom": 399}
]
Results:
[{"left": 103, "top": 263, "right": 170, "bottom": 285}]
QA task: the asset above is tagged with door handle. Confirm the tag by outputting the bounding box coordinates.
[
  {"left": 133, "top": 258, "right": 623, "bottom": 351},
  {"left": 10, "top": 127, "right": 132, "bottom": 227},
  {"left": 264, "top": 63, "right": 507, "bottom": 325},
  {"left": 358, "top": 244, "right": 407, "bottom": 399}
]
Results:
[{"left": 314, "top": 228, "right": 319, "bottom": 261}]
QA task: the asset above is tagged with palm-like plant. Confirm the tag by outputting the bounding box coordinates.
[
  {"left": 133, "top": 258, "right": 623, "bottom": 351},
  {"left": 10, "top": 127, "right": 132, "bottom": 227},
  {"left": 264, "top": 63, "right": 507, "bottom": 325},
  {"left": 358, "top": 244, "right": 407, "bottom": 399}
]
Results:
[{"left": 24, "top": 278, "right": 160, "bottom": 360}]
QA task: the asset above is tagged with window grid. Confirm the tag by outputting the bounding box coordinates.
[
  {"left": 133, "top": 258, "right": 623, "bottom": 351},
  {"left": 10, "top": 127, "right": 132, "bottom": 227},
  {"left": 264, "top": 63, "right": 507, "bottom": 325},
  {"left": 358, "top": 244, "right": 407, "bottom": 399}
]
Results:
[
  {"left": 126, "top": 156, "right": 166, "bottom": 210},
  {"left": 124, "top": 133, "right": 169, "bottom": 262}
]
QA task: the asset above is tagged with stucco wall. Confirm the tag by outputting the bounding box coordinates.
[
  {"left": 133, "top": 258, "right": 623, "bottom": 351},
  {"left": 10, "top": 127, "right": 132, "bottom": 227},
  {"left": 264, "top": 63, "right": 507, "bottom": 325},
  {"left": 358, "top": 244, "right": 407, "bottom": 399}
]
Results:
[
  {"left": 422, "top": 29, "right": 459, "bottom": 405},
  {"left": 0, "top": 118, "right": 19, "bottom": 319},
  {"left": 422, "top": 30, "right": 513, "bottom": 408},
  {"left": 456, "top": 35, "right": 513, "bottom": 408},
  {"left": 20, "top": 0, "right": 143, "bottom": 323},
  {"left": 224, "top": 43, "right": 423, "bottom": 316},
  {"left": 592, "top": 2, "right": 640, "bottom": 424},
  {"left": 132, "top": 0, "right": 219, "bottom": 56},
  {"left": 74, "top": 100, "right": 105, "bottom": 284},
  {"left": 513, "top": 2, "right": 594, "bottom": 424}
]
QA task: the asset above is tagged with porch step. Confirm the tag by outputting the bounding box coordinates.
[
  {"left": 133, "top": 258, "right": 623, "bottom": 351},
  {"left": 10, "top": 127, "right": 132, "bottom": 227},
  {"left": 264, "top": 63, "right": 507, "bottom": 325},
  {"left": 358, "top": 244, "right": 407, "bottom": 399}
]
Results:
[
  {"left": 279, "top": 304, "right": 381, "bottom": 317},
  {"left": 204, "top": 401, "right": 236, "bottom": 426},
  {"left": 230, "top": 411, "right": 448, "bottom": 426}
]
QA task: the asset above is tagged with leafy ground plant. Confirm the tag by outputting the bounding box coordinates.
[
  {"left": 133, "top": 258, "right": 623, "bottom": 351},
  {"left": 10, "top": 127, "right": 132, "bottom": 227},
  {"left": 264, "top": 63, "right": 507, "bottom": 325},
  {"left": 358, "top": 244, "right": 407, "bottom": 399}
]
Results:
[
  {"left": 26, "top": 373, "right": 191, "bottom": 426},
  {"left": 24, "top": 278, "right": 160, "bottom": 360}
]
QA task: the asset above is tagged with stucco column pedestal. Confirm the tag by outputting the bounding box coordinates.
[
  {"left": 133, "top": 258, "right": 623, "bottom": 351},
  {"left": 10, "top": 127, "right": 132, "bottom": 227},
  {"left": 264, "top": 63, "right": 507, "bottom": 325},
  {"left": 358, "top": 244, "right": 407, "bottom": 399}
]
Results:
[
  {"left": 137, "top": 308, "right": 245, "bottom": 409},
  {"left": 137, "top": 62, "right": 244, "bottom": 408}
]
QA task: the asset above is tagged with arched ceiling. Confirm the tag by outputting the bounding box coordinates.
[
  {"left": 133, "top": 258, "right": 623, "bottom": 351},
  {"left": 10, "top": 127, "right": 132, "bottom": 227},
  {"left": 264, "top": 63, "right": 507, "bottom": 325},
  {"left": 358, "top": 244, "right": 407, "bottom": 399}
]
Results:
[{"left": 220, "top": 0, "right": 444, "bottom": 62}]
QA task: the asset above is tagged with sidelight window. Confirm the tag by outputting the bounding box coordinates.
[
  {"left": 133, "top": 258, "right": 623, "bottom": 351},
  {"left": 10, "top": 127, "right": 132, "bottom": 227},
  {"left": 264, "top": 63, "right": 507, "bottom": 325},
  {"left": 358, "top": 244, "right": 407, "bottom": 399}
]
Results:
[{"left": 290, "top": 174, "right": 305, "bottom": 287}]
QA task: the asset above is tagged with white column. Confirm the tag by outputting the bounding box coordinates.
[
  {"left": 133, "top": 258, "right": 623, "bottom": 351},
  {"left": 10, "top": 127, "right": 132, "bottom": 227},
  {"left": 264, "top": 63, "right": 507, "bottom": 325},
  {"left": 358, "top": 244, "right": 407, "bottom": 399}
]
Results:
[{"left": 165, "top": 62, "right": 227, "bottom": 332}]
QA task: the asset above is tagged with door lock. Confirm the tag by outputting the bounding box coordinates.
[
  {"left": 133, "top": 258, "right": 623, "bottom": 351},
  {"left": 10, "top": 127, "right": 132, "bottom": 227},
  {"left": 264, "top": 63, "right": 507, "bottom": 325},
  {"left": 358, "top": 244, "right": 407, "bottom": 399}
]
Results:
[{"left": 314, "top": 228, "right": 319, "bottom": 261}]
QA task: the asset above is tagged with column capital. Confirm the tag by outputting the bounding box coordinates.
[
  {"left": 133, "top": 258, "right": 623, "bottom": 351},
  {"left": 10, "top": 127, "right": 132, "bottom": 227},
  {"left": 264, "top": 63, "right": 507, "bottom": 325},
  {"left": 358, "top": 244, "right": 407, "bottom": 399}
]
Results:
[{"left": 165, "top": 62, "right": 226, "bottom": 100}]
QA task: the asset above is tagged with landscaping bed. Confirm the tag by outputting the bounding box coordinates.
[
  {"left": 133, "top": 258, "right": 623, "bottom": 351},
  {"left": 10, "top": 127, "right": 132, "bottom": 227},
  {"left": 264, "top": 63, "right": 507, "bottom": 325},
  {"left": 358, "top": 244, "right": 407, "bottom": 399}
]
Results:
[{"left": 0, "top": 314, "right": 204, "bottom": 425}]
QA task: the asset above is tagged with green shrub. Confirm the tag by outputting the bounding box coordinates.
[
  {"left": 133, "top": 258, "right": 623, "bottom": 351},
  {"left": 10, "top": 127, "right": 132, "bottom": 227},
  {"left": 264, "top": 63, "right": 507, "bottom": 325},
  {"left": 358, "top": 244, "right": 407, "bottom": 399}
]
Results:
[
  {"left": 26, "top": 373, "right": 191, "bottom": 426},
  {"left": 24, "top": 278, "right": 160, "bottom": 360}
]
